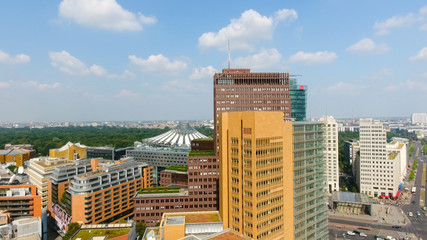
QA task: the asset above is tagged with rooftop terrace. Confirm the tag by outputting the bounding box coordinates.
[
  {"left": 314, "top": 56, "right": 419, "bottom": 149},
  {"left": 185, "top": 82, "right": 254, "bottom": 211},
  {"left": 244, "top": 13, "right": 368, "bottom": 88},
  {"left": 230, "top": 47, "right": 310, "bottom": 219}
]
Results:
[
  {"left": 188, "top": 150, "right": 215, "bottom": 157},
  {"left": 138, "top": 186, "right": 181, "bottom": 195}
]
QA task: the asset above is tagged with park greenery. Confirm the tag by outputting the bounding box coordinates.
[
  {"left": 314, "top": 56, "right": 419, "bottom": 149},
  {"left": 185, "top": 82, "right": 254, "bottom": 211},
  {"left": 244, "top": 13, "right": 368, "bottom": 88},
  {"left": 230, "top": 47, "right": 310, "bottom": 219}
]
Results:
[
  {"left": 63, "top": 222, "right": 80, "bottom": 240},
  {"left": 0, "top": 126, "right": 213, "bottom": 156}
]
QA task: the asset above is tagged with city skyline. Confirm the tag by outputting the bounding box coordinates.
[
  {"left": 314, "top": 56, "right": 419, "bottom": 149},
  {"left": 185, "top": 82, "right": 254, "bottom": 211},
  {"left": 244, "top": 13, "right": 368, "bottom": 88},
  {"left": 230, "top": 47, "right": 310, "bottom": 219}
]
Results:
[{"left": 1, "top": 1, "right": 427, "bottom": 122}]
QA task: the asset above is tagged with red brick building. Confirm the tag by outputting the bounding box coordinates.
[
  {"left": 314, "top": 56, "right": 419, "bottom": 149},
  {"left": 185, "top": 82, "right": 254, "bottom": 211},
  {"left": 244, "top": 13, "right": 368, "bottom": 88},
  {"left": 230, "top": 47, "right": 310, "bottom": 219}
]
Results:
[{"left": 133, "top": 140, "right": 218, "bottom": 226}]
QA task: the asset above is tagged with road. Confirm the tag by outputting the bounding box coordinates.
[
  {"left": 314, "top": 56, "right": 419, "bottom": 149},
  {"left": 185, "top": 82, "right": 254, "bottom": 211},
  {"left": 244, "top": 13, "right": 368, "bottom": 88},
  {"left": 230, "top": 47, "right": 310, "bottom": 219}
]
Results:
[{"left": 401, "top": 140, "right": 427, "bottom": 239}]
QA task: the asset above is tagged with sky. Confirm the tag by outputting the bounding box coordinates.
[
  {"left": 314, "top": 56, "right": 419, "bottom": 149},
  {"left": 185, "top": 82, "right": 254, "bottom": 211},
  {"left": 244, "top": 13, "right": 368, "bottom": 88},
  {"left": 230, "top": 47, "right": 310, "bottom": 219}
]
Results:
[{"left": 1, "top": 1, "right": 427, "bottom": 122}]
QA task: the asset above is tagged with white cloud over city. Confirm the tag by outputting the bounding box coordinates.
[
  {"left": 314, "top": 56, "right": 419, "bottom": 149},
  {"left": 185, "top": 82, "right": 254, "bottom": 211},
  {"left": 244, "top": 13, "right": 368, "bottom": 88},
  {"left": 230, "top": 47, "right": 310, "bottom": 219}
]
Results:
[
  {"left": 49, "top": 50, "right": 131, "bottom": 78},
  {"left": 198, "top": 8, "right": 297, "bottom": 51},
  {"left": 346, "top": 38, "right": 389, "bottom": 54},
  {"left": 129, "top": 54, "right": 187, "bottom": 73},
  {"left": 0, "top": 50, "right": 30, "bottom": 64},
  {"left": 288, "top": 51, "right": 337, "bottom": 64},
  {"left": 58, "top": 0, "right": 156, "bottom": 31},
  {"left": 409, "top": 47, "right": 427, "bottom": 61},
  {"left": 233, "top": 48, "right": 282, "bottom": 70}
]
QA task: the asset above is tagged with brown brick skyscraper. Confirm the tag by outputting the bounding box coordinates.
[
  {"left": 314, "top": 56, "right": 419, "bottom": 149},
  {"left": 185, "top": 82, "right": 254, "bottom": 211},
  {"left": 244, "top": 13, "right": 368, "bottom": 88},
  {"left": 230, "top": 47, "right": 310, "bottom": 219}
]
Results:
[{"left": 213, "top": 68, "right": 292, "bottom": 152}]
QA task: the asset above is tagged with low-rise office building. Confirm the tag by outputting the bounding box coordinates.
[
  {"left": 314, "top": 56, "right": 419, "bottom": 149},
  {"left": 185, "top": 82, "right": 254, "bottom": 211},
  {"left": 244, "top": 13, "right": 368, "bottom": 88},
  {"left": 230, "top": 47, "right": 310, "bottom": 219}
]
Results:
[
  {"left": 87, "top": 146, "right": 131, "bottom": 160},
  {"left": 49, "top": 157, "right": 153, "bottom": 232},
  {"left": 0, "top": 148, "right": 32, "bottom": 167}
]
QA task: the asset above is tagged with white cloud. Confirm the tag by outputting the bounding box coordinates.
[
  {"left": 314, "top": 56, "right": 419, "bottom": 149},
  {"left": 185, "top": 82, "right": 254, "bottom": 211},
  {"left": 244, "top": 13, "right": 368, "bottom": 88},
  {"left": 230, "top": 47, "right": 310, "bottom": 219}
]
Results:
[
  {"left": 190, "top": 66, "right": 217, "bottom": 80},
  {"left": 288, "top": 51, "right": 337, "bottom": 64},
  {"left": 129, "top": 54, "right": 187, "bottom": 72},
  {"left": 327, "top": 82, "right": 367, "bottom": 96},
  {"left": 373, "top": 5, "right": 427, "bottom": 36},
  {"left": 23, "top": 81, "right": 60, "bottom": 90},
  {"left": 198, "top": 8, "right": 297, "bottom": 51},
  {"left": 49, "top": 51, "right": 90, "bottom": 75},
  {"left": 386, "top": 79, "right": 427, "bottom": 92},
  {"left": 233, "top": 48, "right": 282, "bottom": 70},
  {"left": 0, "top": 50, "right": 30, "bottom": 64},
  {"left": 346, "top": 38, "right": 389, "bottom": 53},
  {"left": 49, "top": 50, "right": 131, "bottom": 78},
  {"left": 409, "top": 47, "right": 427, "bottom": 61},
  {"left": 89, "top": 64, "right": 107, "bottom": 76},
  {"left": 117, "top": 89, "right": 141, "bottom": 99},
  {"left": 274, "top": 9, "right": 298, "bottom": 22},
  {"left": 59, "top": 0, "right": 156, "bottom": 31},
  {"left": 0, "top": 80, "right": 60, "bottom": 91},
  {"left": 0, "top": 81, "right": 11, "bottom": 88}
]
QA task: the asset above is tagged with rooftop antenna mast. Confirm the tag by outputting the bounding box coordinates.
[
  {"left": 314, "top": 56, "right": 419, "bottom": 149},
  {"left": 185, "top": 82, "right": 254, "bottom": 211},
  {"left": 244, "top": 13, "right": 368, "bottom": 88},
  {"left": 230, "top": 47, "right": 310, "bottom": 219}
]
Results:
[{"left": 228, "top": 40, "right": 231, "bottom": 69}]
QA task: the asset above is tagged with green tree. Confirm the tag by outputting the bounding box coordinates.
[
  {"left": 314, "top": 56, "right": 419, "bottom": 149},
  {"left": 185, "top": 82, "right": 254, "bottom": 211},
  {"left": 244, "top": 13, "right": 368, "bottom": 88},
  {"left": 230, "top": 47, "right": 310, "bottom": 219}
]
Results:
[
  {"left": 6, "top": 165, "right": 17, "bottom": 174},
  {"left": 135, "top": 222, "right": 147, "bottom": 237},
  {"left": 409, "top": 171, "right": 415, "bottom": 181},
  {"left": 63, "top": 222, "right": 80, "bottom": 240}
]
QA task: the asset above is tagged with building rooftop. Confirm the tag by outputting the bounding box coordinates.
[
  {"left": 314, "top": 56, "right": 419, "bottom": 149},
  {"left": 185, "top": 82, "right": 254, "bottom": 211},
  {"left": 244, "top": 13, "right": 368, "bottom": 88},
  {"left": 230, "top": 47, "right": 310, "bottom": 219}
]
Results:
[
  {"left": 162, "top": 212, "right": 221, "bottom": 224},
  {"left": 205, "top": 229, "right": 250, "bottom": 240},
  {"left": 138, "top": 186, "right": 182, "bottom": 195},
  {"left": 332, "top": 191, "right": 372, "bottom": 205},
  {"left": 188, "top": 150, "right": 215, "bottom": 157},
  {"left": 142, "top": 122, "right": 208, "bottom": 148},
  {"left": 388, "top": 152, "right": 398, "bottom": 160},
  {"left": 164, "top": 166, "right": 188, "bottom": 172},
  {"left": 73, "top": 228, "right": 130, "bottom": 240},
  {"left": 55, "top": 142, "right": 87, "bottom": 152}
]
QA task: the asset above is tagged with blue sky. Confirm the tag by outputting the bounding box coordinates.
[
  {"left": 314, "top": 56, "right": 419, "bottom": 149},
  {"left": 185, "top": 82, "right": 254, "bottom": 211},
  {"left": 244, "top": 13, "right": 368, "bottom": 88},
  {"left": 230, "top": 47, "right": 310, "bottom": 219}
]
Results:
[{"left": 1, "top": 1, "right": 427, "bottom": 122}]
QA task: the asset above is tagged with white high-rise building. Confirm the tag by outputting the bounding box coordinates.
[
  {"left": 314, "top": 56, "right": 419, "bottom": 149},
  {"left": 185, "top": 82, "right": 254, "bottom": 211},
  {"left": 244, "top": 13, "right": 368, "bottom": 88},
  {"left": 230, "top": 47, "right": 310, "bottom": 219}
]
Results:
[
  {"left": 412, "top": 113, "right": 427, "bottom": 124},
  {"left": 320, "top": 116, "right": 339, "bottom": 192},
  {"left": 359, "top": 119, "right": 405, "bottom": 198}
]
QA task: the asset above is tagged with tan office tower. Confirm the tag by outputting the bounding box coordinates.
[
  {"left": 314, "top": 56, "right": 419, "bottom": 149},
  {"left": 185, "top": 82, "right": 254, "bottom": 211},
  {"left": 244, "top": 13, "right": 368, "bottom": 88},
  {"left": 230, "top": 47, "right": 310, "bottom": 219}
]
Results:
[
  {"left": 214, "top": 69, "right": 291, "bottom": 152},
  {"left": 219, "top": 111, "right": 294, "bottom": 240}
]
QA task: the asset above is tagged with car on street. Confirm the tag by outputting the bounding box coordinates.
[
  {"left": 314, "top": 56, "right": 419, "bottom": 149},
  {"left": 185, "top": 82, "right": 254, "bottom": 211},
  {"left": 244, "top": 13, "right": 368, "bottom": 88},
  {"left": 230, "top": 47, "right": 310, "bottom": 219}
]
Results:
[
  {"left": 360, "top": 232, "right": 367, "bottom": 237},
  {"left": 416, "top": 211, "right": 421, "bottom": 216},
  {"left": 392, "top": 225, "right": 401, "bottom": 229},
  {"left": 347, "top": 231, "right": 355, "bottom": 236},
  {"left": 375, "top": 235, "right": 385, "bottom": 240},
  {"left": 352, "top": 230, "right": 360, "bottom": 234},
  {"left": 408, "top": 212, "right": 413, "bottom": 217}
]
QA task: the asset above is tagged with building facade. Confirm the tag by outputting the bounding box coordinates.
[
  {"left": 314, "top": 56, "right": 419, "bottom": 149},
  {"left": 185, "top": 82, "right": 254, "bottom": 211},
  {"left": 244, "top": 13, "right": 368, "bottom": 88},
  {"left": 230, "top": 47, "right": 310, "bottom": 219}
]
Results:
[
  {"left": 49, "top": 158, "right": 153, "bottom": 230},
  {"left": 219, "top": 111, "right": 294, "bottom": 240},
  {"left": 290, "top": 78, "right": 307, "bottom": 121},
  {"left": 26, "top": 157, "right": 73, "bottom": 208},
  {"left": 320, "top": 116, "right": 339, "bottom": 192},
  {"left": 213, "top": 69, "right": 292, "bottom": 152},
  {"left": 292, "top": 122, "right": 329, "bottom": 240},
  {"left": 358, "top": 119, "right": 405, "bottom": 197},
  {"left": 0, "top": 184, "right": 42, "bottom": 220},
  {"left": 411, "top": 113, "right": 427, "bottom": 124},
  {"left": 0, "top": 148, "right": 32, "bottom": 167},
  {"left": 49, "top": 142, "right": 87, "bottom": 160},
  {"left": 133, "top": 150, "right": 218, "bottom": 227}
]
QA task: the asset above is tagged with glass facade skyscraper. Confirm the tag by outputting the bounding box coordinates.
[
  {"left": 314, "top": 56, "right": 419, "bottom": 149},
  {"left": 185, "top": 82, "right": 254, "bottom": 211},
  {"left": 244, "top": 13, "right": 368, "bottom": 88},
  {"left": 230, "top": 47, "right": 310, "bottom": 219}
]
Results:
[{"left": 290, "top": 78, "right": 307, "bottom": 121}]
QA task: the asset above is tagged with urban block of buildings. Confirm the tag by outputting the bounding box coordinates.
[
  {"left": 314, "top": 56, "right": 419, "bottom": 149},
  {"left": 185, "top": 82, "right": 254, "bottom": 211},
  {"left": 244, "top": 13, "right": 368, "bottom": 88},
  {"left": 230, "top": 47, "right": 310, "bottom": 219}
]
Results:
[
  {"left": 133, "top": 139, "right": 218, "bottom": 227},
  {"left": 48, "top": 157, "right": 153, "bottom": 232}
]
